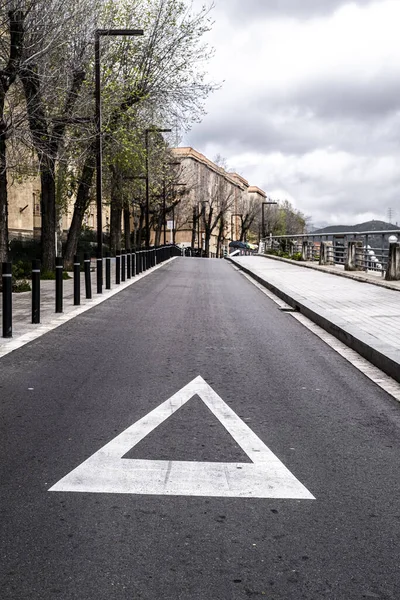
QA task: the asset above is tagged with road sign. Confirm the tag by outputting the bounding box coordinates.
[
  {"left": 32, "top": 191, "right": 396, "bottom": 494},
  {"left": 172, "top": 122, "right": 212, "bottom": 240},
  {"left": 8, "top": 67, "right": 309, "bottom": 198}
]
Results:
[{"left": 49, "top": 376, "right": 315, "bottom": 499}]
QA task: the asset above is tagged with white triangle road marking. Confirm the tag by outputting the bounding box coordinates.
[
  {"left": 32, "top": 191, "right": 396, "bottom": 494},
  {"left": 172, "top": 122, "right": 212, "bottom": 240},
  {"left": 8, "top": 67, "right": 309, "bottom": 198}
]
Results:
[{"left": 49, "top": 376, "right": 315, "bottom": 499}]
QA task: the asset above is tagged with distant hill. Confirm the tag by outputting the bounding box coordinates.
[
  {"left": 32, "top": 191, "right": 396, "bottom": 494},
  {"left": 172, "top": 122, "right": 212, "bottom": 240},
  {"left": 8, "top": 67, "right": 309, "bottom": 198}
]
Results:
[{"left": 312, "top": 220, "right": 399, "bottom": 234}]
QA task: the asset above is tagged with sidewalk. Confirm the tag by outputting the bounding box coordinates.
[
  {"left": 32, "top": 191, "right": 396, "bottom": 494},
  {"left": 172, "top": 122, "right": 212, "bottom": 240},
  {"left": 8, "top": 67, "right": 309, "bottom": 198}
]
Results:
[
  {"left": 0, "top": 259, "right": 173, "bottom": 359},
  {"left": 229, "top": 255, "right": 400, "bottom": 384}
]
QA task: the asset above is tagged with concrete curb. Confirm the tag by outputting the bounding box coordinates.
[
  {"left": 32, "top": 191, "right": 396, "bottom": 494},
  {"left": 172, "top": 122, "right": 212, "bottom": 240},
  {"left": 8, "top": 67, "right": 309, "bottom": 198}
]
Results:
[
  {"left": 227, "top": 257, "right": 400, "bottom": 384},
  {"left": 254, "top": 253, "right": 400, "bottom": 292}
]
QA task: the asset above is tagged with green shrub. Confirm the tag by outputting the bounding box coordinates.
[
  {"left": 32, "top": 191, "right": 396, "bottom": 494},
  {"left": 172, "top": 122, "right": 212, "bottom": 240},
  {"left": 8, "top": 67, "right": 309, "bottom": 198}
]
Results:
[
  {"left": 12, "top": 260, "right": 32, "bottom": 279},
  {"left": 266, "top": 249, "right": 304, "bottom": 261},
  {"left": 9, "top": 238, "right": 41, "bottom": 263},
  {"left": 12, "top": 279, "right": 31, "bottom": 293},
  {"left": 41, "top": 270, "right": 71, "bottom": 280}
]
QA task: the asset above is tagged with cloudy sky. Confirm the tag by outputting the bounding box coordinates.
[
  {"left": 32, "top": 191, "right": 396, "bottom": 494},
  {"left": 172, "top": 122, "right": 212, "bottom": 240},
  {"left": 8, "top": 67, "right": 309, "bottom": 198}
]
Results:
[{"left": 183, "top": 0, "right": 400, "bottom": 227}]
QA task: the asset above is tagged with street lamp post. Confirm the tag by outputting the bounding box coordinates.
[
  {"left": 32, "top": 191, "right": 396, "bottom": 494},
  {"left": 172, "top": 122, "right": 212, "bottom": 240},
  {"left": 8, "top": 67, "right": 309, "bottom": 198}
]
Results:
[
  {"left": 261, "top": 200, "right": 278, "bottom": 239},
  {"left": 145, "top": 128, "right": 172, "bottom": 249},
  {"left": 162, "top": 179, "right": 167, "bottom": 246},
  {"left": 95, "top": 28, "right": 143, "bottom": 292}
]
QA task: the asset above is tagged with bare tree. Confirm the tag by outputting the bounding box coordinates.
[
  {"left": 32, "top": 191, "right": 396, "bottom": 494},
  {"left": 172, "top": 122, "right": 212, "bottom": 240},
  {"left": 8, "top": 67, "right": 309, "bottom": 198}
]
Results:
[
  {"left": 202, "top": 174, "right": 234, "bottom": 258},
  {"left": 0, "top": 6, "right": 26, "bottom": 262},
  {"left": 18, "top": 0, "right": 102, "bottom": 270},
  {"left": 65, "top": 0, "right": 217, "bottom": 259},
  {"left": 236, "top": 192, "right": 260, "bottom": 242}
]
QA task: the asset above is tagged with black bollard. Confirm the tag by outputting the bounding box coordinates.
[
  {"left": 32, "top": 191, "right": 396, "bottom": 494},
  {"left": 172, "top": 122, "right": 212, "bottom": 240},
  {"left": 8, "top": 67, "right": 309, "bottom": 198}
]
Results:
[
  {"left": 2, "top": 262, "right": 12, "bottom": 338},
  {"left": 55, "top": 257, "right": 63, "bottom": 313},
  {"left": 116, "top": 252, "right": 121, "bottom": 284},
  {"left": 84, "top": 253, "right": 92, "bottom": 299},
  {"left": 121, "top": 251, "right": 126, "bottom": 282},
  {"left": 106, "top": 252, "right": 111, "bottom": 290},
  {"left": 96, "top": 252, "right": 102, "bottom": 294},
  {"left": 127, "top": 249, "right": 131, "bottom": 280},
  {"left": 73, "top": 255, "right": 80, "bottom": 306},
  {"left": 132, "top": 252, "right": 136, "bottom": 277},
  {"left": 32, "top": 259, "right": 41, "bottom": 323}
]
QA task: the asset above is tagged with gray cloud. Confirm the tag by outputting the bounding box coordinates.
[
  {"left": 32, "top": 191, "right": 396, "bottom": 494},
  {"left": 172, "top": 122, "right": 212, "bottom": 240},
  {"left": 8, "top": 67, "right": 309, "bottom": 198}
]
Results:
[
  {"left": 289, "top": 75, "right": 400, "bottom": 120},
  {"left": 186, "top": 1, "right": 400, "bottom": 225},
  {"left": 215, "top": 0, "right": 376, "bottom": 21},
  {"left": 189, "top": 93, "right": 400, "bottom": 159}
]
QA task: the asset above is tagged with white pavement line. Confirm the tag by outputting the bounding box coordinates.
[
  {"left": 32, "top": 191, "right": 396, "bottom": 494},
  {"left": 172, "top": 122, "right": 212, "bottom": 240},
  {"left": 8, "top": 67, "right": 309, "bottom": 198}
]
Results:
[
  {"left": 239, "top": 269, "right": 400, "bottom": 403},
  {"left": 49, "top": 376, "right": 315, "bottom": 499},
  {"left": 0, "top": 258, "right": 176, "bottom": 360}
]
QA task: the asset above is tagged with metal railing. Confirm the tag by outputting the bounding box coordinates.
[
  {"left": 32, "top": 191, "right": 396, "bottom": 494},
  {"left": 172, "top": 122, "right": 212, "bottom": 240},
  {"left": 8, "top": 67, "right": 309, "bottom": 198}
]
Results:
[{"left": 261, "top": 229, "right": 400, "bottom": 275}]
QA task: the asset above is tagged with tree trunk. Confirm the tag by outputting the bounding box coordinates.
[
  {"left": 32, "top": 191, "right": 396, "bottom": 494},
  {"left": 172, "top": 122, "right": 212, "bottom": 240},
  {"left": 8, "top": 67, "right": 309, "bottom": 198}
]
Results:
[
  {"left": 191, "top": 206, "right": 197, "bottom": 249},
  {"left": 203, "top": 207, "right": 213, "bottom": 258},
  {"left": 64, "top": 151, "right": 96, "bottom": 266},
  {"left": 0, "top": 10, "right": 26, "bottom": 263},
  {"left": 40, "top": 159, "right": 57, "bottom": 271},
  {"left": 110, "top": 204, "right": 122, "bottom": 253},
  {"left": 216, "top": 218, "right": 225, "bottom": 258},
  {"left": 123, "top": 205, "right": 131, "bottom": 249},
  {"left": 240, "top": 221, "right": 247, "bottom": 241},
  {"left": 110, "top": 169, "right": 123, "bottom": 253},
  {"left": 154, "top": 214, "right": 163, "bottom": 246},
  {"left": 0, "top": 134, "right": 8, "bottom": 263},
  {"left": 204, "top": 225, "right": 211, "bottom": 258},
  {"left": 137, "top": 208, "right": 145, "bottom": 248}
]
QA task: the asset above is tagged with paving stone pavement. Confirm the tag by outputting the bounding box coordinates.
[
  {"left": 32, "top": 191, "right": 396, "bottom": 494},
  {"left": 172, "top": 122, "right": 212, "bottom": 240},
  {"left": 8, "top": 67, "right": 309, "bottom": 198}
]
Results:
[{"left": 231, "top": 255, "right": 400, "bottom": 384}]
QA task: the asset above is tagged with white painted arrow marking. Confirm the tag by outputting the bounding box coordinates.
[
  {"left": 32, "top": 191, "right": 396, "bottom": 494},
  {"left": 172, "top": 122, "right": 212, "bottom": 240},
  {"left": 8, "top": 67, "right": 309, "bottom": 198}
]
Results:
[{"left": 49, "top": 376, "right": 315, "bottom": 499}]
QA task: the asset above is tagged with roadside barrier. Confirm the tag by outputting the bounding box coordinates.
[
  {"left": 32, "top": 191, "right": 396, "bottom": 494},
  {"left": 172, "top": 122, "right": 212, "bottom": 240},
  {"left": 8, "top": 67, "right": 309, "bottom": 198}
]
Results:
[
  {"left": 132, "top": 252, "right": 136, "bottom": 277},
  {"left": 84, "top": 253, "right": 92, "bottom": 299},
  {"left": 121, "top": 251, "right": 126, "bottom": 282},
  {"left": 262, "top": 230, "right": 400, "bottom": 279},
  {"left": 106, "top": 253, "right": 111, "bottom": 290},
  {"left": 116, "top": 252, "right": 121, "bottom": 285},
  {"left": 127, "top": 249, "right": 131, "bottom": 280},
  {"left": 2, "top": 262, "right": 12, "bottom": 338},
  {"left": 32, "top": 259, "right": 41, "bottom": 322},
  {"left": 96, "top": 252, "right": 102, "bottom": 294},
  {"left": 55, "top": 257, "right": 63, "bottom": 313},
  {"left": 73, "top": 255, "right": 80, "bottom": 306},
  {"left": 1, "top": 246, "right": 180, "bottom": 338}
]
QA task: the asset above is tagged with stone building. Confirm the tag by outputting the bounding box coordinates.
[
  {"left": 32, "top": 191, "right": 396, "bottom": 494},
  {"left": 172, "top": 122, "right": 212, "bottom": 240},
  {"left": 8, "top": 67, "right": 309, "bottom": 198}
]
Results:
[
  {"left": 6, "top": 147, "right": 266, "bottom": 256},
  {"left": 166, "top": 147, "right": 266, "bottom": 256}
]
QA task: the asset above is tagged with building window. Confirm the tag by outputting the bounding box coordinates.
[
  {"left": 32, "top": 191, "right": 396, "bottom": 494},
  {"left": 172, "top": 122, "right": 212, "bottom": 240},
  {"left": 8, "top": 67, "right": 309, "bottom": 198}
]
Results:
[{"left": 33, "top": 192, "right": 41, "bottom": 216}]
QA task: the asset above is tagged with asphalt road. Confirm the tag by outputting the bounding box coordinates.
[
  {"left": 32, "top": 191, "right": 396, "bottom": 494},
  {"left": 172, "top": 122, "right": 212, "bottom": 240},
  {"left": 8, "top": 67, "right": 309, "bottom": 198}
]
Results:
[{"left": 1, "top": 257, "right": 399, "bottom": 599}]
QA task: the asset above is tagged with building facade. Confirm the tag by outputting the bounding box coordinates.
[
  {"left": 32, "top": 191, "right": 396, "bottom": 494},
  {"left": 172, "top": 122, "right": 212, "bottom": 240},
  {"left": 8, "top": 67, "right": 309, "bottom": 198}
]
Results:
[{"left": 7, "top": 147, "right": 266, "bottom": 256}]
